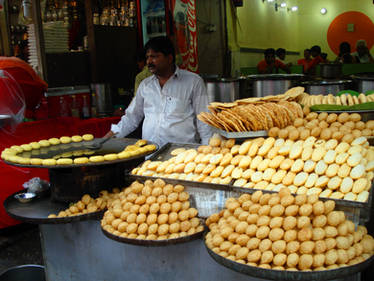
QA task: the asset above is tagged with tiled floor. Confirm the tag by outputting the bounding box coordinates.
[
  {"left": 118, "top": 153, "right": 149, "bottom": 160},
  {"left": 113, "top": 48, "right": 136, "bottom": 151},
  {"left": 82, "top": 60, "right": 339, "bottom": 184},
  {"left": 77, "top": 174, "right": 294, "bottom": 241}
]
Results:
[{"left": 0, "top": 224, "right": 43, "bottom": 274}]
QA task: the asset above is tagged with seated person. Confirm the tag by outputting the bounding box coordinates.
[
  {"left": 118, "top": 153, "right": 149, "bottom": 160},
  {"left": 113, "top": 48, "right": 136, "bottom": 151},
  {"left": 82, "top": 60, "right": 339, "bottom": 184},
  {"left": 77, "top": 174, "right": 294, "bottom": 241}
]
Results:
[
  {"left": 257, "top": 48, "right": 290, "bottom": 74},
  {"left": 306, "top": 45, "right": 325, "bottom": 75},
  {"left": 297, "top": 49, "right": 312, "bottom": 73},
  {"left": 335, "top": 42, "right": 356, "bottom": 64},
  {"left": 352, "top": 39, "right": 374, "bottom": 63},
  {"left": 134, "top": 50, "right": 152, "bottom": 94},
  {"left": 276, "top": 48, "right": 292, "bottom": 67}
]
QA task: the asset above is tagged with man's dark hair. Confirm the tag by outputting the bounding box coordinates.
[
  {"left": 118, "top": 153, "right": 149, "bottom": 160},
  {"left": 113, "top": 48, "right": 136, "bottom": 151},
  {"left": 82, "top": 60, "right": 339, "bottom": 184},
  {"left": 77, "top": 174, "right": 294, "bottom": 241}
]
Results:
[
  {"left": 264, "top": 48, "right": 276, "bottom": 56},
  {"left": 304, "top": 48, "right": 310, "bottom": 53},
  {"left": 311, "top": 45, "right": 321, "bottom": 54},
  {"left": 321, "top": 53, "right": 328, "bottom": 60},
  {"left": 145, "top": 36, "right": 176, "bottom": 63},
  {"left": 339, "top": 41, "right": 351, "bottom": 55},
  {"left": 276, "top": 48, "right": 286, "bottom": 57}
]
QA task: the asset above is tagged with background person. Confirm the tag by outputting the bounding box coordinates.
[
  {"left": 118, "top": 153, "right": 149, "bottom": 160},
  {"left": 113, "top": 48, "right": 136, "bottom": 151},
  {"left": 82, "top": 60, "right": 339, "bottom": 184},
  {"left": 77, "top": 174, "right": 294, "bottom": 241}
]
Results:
[
  {"left": 335, "top": 41, "right": 356, "bottom": 64},
  {"left": 105, "top": 36, "right": 212, "bottom": 147},
  {"left": 297, "top": 49, "right": 312, "bottom": 73},
  {"left": 352, "top": 39, "right": 374, "bottom": 63},
  {"left": 276, "top": 48, "right": 292, "bottom": 67},
  {"left": 257, "top": 48, "right": 290, "bottom": 74}
]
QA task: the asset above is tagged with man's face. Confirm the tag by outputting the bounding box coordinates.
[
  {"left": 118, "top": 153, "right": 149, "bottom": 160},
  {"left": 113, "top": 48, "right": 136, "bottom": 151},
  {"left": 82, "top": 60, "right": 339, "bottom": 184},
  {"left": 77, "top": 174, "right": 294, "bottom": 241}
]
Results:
[
  {"left": 357, "top": 45, "right": 367, "bottom": 56},
  {"left": 146, "top": 49, "right": 173, "bottom": 75},
  {"left": 278, "top": 53, "right": 285, "bottom": 60},
  {"left": 304, "top": 50, "right": 311, "bottom": 60},
  {"left": 265, "top": 54, "right": 275, "bottom": 64}
]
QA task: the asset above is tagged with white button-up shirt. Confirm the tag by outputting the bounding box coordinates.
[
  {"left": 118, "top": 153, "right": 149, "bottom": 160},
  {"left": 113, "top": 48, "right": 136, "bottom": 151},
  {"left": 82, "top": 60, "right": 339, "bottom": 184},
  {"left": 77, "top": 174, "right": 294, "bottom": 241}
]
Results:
[{"left": 111, "top": 67, "right": 213, "bottom": 147}]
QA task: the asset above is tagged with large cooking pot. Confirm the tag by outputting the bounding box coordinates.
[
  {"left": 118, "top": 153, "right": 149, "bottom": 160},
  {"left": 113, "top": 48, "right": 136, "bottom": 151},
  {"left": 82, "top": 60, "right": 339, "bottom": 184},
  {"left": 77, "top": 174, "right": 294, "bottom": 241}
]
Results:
[
  {"left": 300, "top": 79, "right": 352, "bottom": 95},
  {"left": 247, "top": 74, "right": 305, "bottom": 97},
  {"left": 352, "top": 75, "right": 374, "bottom": 93},
  {"left": 319, "top": 63, "right": 342, "bottom": 79},
  {"left": 203, "top": 77, "right": 243, "bottom": 103}
]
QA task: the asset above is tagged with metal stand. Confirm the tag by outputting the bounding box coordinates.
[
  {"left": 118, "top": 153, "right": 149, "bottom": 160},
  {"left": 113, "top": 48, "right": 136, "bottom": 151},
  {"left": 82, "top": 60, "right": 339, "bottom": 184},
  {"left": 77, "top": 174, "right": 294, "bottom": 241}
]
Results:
[{"left": 39, "top": 220, "right": 261, "bottom": 281}]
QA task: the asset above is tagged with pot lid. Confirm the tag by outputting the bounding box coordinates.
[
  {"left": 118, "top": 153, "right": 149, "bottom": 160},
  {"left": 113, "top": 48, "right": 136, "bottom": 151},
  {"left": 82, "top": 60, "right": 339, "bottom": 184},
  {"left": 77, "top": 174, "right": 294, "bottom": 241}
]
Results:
[
  {"left": 247, "top": 74, "right": 305, "bottom": 80},
  {"left": 301, "top": 79, "right": 352, "bottom": 85}
]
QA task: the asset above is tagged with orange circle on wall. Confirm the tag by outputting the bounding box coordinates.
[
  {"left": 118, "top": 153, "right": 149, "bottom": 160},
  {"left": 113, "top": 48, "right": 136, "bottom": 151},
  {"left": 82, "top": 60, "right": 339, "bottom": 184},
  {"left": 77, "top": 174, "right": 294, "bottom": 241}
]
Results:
[{"left": 327, "top": 11, "right": 374, "bottom": 55}]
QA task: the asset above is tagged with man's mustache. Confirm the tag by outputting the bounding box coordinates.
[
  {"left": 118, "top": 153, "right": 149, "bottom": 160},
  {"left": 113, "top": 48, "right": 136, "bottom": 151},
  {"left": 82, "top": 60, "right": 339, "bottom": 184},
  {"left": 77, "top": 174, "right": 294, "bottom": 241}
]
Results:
[{"left": 148, "top": 64, "right": 155, "bottom": 68}]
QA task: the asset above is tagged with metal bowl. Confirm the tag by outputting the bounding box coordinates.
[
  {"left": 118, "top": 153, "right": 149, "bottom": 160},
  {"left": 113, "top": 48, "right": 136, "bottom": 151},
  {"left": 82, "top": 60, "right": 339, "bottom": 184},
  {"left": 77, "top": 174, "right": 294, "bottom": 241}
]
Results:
[{"left": 14, "top": 192, "right": 36, "bottom": 203}]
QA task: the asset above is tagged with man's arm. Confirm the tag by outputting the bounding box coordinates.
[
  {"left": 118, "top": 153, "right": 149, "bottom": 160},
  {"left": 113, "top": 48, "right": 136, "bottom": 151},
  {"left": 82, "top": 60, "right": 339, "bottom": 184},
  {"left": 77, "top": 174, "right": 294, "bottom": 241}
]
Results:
[
  {"left": 192, "top": 78, "right": 213, "bottom": 144},
  {"left": 277, "top": 60, "right": 291, "bottom": 74},
  {"left": 106, "top": 84, "right": 145, "bottom": 138}
]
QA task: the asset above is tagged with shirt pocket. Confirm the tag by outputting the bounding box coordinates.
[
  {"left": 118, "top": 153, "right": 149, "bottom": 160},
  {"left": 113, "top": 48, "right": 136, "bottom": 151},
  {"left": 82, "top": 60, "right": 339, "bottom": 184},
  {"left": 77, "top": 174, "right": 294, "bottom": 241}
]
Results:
[{"left": 165, "top": 95, "right": 190, "bottom": 117}]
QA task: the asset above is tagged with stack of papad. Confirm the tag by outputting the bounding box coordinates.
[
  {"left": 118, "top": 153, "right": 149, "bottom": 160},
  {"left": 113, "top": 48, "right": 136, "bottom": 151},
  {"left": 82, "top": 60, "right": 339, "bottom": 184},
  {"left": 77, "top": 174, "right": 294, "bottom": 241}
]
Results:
[{"left": 198, "top": 87, "right": 305, "bottom": 132}]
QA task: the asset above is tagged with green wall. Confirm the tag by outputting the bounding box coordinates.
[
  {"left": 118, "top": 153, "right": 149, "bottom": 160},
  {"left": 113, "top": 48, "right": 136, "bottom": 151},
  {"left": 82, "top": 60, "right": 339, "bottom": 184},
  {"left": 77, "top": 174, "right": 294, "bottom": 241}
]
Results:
[{"left": 227, "top": 0, "right": 374, "bottom": 74}]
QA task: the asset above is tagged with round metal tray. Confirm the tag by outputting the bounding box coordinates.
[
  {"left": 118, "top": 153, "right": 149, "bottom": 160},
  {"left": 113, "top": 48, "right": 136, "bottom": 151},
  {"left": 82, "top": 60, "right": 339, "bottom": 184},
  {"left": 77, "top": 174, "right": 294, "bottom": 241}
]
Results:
[
  {"left": 101, "top": 224, "right": 205, "bottom": 247},
  {"left": 3, "top": 138, "right": 157, "bottom": 169},
  {"left": 3, "top": 191, "right": 104, "bottom": 224},
  {"left": 205, "top": 241, "right": 374, "bottom": 281}
]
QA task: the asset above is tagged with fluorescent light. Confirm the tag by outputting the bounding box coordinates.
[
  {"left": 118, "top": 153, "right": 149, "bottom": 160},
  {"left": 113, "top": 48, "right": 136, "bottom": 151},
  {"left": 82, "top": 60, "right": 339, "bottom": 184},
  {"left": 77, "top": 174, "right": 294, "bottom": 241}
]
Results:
[
  {"left": 291, "top": 6, "right": 298, "bottom": 12},
  {"left": 320, "top": 8, "right": 327, "bottom": 15},
  {"left": 280, "top": 2, "right": 287, "bottom": 8},
  {"left": 267, "top": 0, "right": 274, "bottom": 2}
]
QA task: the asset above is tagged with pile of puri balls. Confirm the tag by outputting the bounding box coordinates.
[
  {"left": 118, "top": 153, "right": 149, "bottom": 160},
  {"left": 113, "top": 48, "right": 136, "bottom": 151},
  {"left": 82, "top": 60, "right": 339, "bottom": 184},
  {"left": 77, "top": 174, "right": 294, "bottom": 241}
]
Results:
[
  {"left": 1, "top": 134, "right": 156, "bottom": 166},
  {"left": 101, "top": 179, "right": 204, "bottom": 240},
  {"left": 132, "top": 133, "right": 373, "bottom": 203},
  {"left": 268, "top": 111, "right": 374, "bottom": 142},
  {"left": 48, "top": 189, "right": 121, "bottom": 218},
  {"left": 205, "top": 188, "right": 374, "bottom": 271}
]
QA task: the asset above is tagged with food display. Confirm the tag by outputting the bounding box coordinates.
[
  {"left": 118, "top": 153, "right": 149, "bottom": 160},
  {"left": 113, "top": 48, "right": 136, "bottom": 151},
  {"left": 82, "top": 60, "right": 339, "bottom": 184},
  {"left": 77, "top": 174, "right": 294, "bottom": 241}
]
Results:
[
  {"left": 205, "top": 189, "right": 374, "bottom": 271},
  {"left": 197, "top": 87, "right": 304, "bottom": 132},
  {"left": 47, "top": 189, "right": 121, "bottom": 218},
  {"left": 1, "top": 134, "right": 156, "bottom": 166},
  {"left": 132, "top": 134, "right": 373, "bottom": 202},
  {"left": 299, "top": 93, "right": 374, "bottom": 107},
  {"left": 101, "top": 179, "right": 204, "bottom": 240},
  {"left": 268, "top": 111, "right": 374, "bottom": 142}
]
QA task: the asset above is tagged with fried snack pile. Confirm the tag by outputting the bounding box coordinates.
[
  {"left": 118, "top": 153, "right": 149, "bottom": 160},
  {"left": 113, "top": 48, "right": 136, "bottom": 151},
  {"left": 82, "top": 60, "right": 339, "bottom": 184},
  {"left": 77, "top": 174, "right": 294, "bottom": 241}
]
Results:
[
  {"left": 268, "top": 112, "right": 374, "bottom": 142},
  {"left": 47, "top": 189, "right": 121, "bottom": 218},
  {"left": 198, "top": 87, "right": 305, "bottom": 132},
  {"left": 132, "top": 135, "right": 374, "bottom": 202},
  {"left": 205, "top": 189, "right": 374, "bottom": 271},
  {"left": 101, "top": 179, "right": 204, "bottom": 240},
  {"left": 299, "top": 93, "right": 374, "bottom": 107},
  {"left": 1, "top": 135, "right": 156, "bottom": 166}
]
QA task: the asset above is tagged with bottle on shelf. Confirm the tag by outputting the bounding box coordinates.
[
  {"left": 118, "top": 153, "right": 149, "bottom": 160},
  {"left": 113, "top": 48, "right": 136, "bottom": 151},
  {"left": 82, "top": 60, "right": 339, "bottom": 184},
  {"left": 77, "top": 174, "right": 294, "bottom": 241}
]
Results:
[
  {"left": 82, "top": 95, "right": 90, "bottom": 119},
  {"left": 71, "top": 94, "right": 80, "bottom": 118},
  {"left": 91, "top": 93, "right": 97, "bottom": 118},
  {"left": 59, "top": 96, "right": 70, "bottom": 117}
]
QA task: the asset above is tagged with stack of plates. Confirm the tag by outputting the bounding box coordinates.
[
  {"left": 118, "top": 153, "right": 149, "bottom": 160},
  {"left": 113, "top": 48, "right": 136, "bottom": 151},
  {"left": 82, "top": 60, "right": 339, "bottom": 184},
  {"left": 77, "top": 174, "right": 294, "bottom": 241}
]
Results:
[
  {"left": 43, "top": 21, "right": 69, "bottom": 53},
  {"left": 27, "top": 24, "right": 39, "bottom": 69}
]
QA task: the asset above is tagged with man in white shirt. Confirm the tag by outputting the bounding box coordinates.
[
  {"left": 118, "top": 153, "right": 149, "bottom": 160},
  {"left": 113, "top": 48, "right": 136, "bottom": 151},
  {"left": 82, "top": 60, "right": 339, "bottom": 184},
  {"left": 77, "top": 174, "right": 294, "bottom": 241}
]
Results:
[
  {"left": 351, "top": 39, "right": 374, "bottom": 63},
  {"left": 105, "top": 36, "right": 212, "bottom": 147}
]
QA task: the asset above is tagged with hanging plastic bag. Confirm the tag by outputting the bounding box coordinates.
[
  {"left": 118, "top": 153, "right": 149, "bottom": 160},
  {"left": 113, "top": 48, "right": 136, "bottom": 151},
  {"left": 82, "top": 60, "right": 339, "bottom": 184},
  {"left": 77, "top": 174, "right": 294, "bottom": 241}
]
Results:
[{"left": 0, "top": 69, "right": 26, "bottom": 129}]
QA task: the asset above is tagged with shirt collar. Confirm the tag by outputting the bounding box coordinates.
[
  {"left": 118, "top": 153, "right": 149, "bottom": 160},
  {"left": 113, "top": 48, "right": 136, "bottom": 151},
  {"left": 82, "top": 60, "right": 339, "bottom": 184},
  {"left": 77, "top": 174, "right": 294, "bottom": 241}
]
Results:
[{"left": 151, "top": 65, "right": 180, "bottom": 80}]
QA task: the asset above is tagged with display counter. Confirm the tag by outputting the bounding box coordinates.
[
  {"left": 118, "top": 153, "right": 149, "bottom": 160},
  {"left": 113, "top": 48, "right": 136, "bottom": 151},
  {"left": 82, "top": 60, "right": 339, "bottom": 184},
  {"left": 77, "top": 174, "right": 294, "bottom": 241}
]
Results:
[{"left": 0, "top": 116, "right": 120, "bottom": 228}]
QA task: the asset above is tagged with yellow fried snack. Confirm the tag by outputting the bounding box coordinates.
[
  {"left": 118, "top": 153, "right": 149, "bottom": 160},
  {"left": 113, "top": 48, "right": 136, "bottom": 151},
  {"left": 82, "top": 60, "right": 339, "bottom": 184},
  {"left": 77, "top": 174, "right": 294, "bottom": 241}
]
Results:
[
  {"left": 48, "top": 138, "right": 61, "bottom": 145},
  {"left": 74, "top": 157, "right": 89, "bottom": 164},
  {"left": 42, "top": 158, "right": 57, "bottom": 166},
  {"left": 89, "top": 155, "right": 105, "bottom": 163},
  {"left": 56, "top": 158, "right": 73, "bottom": 165},
  {"left": 71, "top": 135, "right": 83, "bottom": 142},
  {"left": 104, "top": 154, "right": 118, "bottom": 161},
  {"left": 82, "top": 134, "right": 94, "bottom": 141},
  {"left": 60, "top": 136, "right": 72, "bottom": 144}
]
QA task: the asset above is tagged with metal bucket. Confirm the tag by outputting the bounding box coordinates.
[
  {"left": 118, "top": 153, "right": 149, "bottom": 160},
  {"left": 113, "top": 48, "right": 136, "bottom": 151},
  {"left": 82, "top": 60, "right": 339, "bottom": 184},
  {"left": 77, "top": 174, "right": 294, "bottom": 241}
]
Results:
[
  {"left": 0, "top": 265, "right": 45, "bottom": 281},
  {"left": 301, "top": 79, "right": 353, "bottom": 95},
  {"left": 353, "top": 75, "right": 374, "bottom": 93},
  {"left": 204, "top": 77, "right": 241, "bottom": 103},
  {"left": 247, "top": 74, "right": 304, "bottom": 97},
  {"left": 320, "top": 63, "right": 342, "bottom": 79},
  {"left": 90, "top": 84, "right": 113, "bottom": 117}
]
